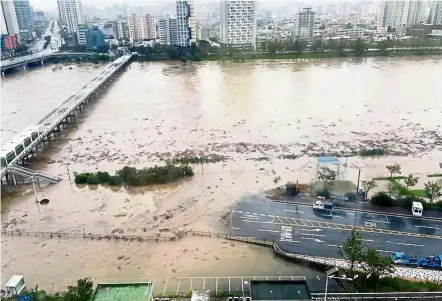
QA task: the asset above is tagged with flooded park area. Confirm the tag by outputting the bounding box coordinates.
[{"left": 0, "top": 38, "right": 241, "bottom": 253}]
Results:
[{"left": 1, "top": 56, "right": 442, "bottom": 291}]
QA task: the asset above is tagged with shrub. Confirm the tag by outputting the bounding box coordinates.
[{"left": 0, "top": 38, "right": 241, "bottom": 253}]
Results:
[
  {"left": 108, "top": 175, "right": 122, "bottom": 186},
  {"left": 359, "top": 148, "right": 389, "bottom": 157},
  {"left": 285, "top": 182, "right": 300, "bottom": 196},
  {"left": 74, "top": 172, "right": 92, "bottom": 184},
  {"left": 116, "top": 166, "right": 137, "bottom": 181},
  {"left": 86, "top": 175, "right": 100, "bottom": 185},
  {"left": 316, "top": 188, "right": 330, "bottom": 198},
  {"left": 370, "top": 192, "right": 395, "bottom": 206},
  {"left": 96, "top": 171, "right": 110, "bottom": 183}
]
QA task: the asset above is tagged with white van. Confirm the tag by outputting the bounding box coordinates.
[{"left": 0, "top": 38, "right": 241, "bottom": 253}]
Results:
[{"left": 412, "top": 201, "right": 423, "bottom": 217}]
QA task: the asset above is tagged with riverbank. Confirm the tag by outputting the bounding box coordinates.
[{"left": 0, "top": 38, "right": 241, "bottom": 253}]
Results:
[{"left": 202, "top": 48, "right": 442, "bottom": 61}]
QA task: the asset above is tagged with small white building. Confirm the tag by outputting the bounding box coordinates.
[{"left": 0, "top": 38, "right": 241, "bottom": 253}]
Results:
[{"left": 5, "top": 275, "right": 26, "bottom": 295}]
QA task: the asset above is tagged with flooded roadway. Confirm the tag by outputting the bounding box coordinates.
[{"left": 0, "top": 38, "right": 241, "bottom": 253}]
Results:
[{"left": 1, "top": 56, "right": 442, "bottom": 291}]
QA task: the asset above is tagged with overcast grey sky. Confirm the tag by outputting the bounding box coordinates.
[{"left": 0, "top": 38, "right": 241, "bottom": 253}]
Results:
[{"left": 32, "top": 0, "right": 352, "bottom": 13}]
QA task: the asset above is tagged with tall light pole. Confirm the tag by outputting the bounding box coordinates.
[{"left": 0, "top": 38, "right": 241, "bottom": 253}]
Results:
[
  {"left": 25, "top": 172, "right": 39, "bottom": 204},
  {"left": 324, "top": 267, "right": 358, "bottom": 301}
]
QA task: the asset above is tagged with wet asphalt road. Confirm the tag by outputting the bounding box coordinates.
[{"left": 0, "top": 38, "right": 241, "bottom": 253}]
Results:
[{"left": 230, "top": 196, "right": 442, "bottom": 258}]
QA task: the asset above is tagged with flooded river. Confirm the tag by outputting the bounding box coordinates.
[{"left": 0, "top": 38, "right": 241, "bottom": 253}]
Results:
[{"left": 1, "top": 56, "right": 442, "bottom": 291}]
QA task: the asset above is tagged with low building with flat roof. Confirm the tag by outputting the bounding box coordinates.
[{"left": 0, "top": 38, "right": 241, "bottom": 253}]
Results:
[
  {"left": 249, "top": 279, "right": 312, "bottom": 301},
  {"left": 91, "top": 282, "right": 153, "bottom": 301}
]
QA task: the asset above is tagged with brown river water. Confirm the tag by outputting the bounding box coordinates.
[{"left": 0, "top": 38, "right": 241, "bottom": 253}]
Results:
[{"left": 1, "top": 57, "right": 442, "bottom": 291}]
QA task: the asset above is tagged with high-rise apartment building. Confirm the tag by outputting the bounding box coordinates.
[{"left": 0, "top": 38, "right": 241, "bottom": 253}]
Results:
[
  {"left": 158, "top": 15, "right": 178, "bottom": 45},
  {"left": 57, "top": 0, "right": 84, "bottom": 33},
  {"left": 0, "top": 0, "right": 20, "bottom": 40},
  {"left": 377, "top": 1, "right": 425, "bottom": 33},
  {"left": 176, "top": 0, "right": 196, "bottom": 46},
  {"left": 116, "top": 20, "right": 129, "bottom": 40},
  {"left": 127, "top": 14, "right": 156, "bottom": 42},
  {"left": 428, "top": 0, "right": 442, "bottom": 24},
  {"left": 13, "top": 0, "right": 33, "bottom": 30},
  {"left": 220, "top": 0, "right": 256, "bottom": 49},
  {"left": 294, "top": 7, "right": 315, "bottom": 41}
]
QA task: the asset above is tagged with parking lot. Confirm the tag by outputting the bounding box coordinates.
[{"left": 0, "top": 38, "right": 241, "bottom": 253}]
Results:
[{"left": 150, "top": 276, "right": 306, "bottom": 296}]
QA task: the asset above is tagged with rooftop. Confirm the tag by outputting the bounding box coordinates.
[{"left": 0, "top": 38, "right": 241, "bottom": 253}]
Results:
[
  {"left": 250, "top": 280, "right": 311, "bottom": 301},
  {"left": 91, "top": 282, "right": 152, "bottom": 301}
]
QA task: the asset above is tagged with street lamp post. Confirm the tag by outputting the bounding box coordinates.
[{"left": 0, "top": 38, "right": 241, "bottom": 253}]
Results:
[
  {"left": 25, "top": 172, "right": 39, "bottom": 204},
  {"left": 324, "top": 269, "right": 358, "bottom": 301}
]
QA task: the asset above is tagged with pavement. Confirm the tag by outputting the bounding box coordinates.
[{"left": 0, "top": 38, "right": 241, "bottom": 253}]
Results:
[{"left": 229, "top": 196, "right": 442, "bottom": 260}]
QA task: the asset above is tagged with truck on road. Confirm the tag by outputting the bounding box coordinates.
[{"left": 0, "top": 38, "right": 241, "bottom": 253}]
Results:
[{"left": 313, "top": 197, "right": 334, "bottom": 211}]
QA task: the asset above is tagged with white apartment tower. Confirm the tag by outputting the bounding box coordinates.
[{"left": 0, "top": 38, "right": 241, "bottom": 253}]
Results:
[
  {"left": 428, "top": 0, "right": 442, "bottom": 25},
  {"left": 158, "top": 15, "right": 178, "bottom": 45},
  {"left": 377, "top": 1, "right": 424, "bottom": 33},
  {"left": 176, "top": 0, "right": 196, "bottom": 46},
  {"left": 128, "top": 14, "right": 156, "bottom": 42},
  {"left": 220, "top": 0, "right": 257, "bottom": 49},
  {"left": 294, "top": 7, "right": 315, "bottom": 41},
  {"left": 0, "top": 0, "right": 20, "bottom": 40},
  {"left": 57, "top": 0, "right": 84, "bottom": 33}
]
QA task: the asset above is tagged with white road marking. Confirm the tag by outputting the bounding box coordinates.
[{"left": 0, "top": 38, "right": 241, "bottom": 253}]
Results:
[
  {"left": 231, "top": 227, "right": 240, "bottom": 230},
  {"left": 246, "top": 212, "right": 251, "bottom": 214},
  {"left": 300, "top": 229, "right": 323, "bottom": 232},
  {"left": 258, "top": 229, "right": 279, "bottom": 233},
  {"left": 260, "top": 214, "right": 266, "bottom": 216},
  {"left": 415, "top": 225, "right": 440, "bottom": 230},
  {"left": 237, "top": 211, "right": 243, "bottom": 214},
  {"left": 333, "top": 215, "right": 344, "bottom": 219},
  {"left": 327, "top": 244, "right": 342, "bottom": 248},
  {"left": 299, "top": 232, "right": 325, "bottom": 237},
  {"left": 376, "top": 249, "right": 395, "bottom": 253},
  {"left": 253, "top": 213, "right": 258, "bottom": 215},
  {"left": 283, "top": 209, "right": 304, "bottom": 214},
  {"left": 364, "top": 239, "right": 375, "bottom": 242},
  {"left": 279, "top": 239, "right": 301, "bottom": 243},
  {"left": 396, "top": 242, "right": 424, "bottom": 247},
  {"left": 301, "top": 237, "right": 324, "bottom": 243},
  {"left": 242, "top": 219, "right": 269, "bottom": 224},
  {"left": 241, "top": 215, "right": 259, "bottom": 220},
  {"left": 367, "top": 220, "right": 390, "bottom": 224}
]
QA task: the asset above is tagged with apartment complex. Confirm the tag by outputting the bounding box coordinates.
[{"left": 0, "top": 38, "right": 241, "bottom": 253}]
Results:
[
  {"left": 116, "top": 20, "right": 129, "bottom": 40},
  {"left": 294, "top": 7, "right": 315, "bottom": 41},
  {"left": 176, "top": 0, "right": 196, "bottom": 46},
  {"left": 158, "top": 15, "right": 178, "bottom": 45},
  {"left": 220, "top": 0, "right": 257, "bottom": 49},
  {"left": 13, "top": 0, "right": 33, "bottom": 30},
  {"left": 57, "top": 0, "right": 84, "bottom": 33},
  {"left": 428, "top": 0, "right": 442, "bottom": 25},
  {"left": 127, "top": 14, "right": 156, "bottom": 42},
  {"left": 1, "top": 0, "right": 20, "bottom": 40},
  {"left": 377, "top": 1, "right": 426, "bottom": 33}
]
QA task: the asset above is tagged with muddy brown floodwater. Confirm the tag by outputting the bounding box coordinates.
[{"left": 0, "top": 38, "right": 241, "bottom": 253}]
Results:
[{"left": 1, "top": 57, "right": 442, "bottom": 292}]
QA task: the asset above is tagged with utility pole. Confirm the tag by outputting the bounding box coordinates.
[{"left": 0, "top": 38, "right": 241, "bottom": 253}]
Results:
[
  {"left": 356, "top": 168, "right": 361, "bottom": 194},
  {"left": 66, "top": 164, "right": 71, "bottom": 183}
]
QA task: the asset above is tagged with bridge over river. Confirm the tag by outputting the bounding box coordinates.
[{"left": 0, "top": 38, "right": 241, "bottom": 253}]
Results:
[{"left": 0, "top": 54, "right": 132, "bottom": 185}]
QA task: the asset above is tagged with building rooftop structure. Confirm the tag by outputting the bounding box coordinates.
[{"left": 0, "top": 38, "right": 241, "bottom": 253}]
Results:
[
  {"left": 91, "top": 282, "right": 153, "bottom": 301},
  {"left": 249, "top": 279, "right": 312, "bottom": 301}
]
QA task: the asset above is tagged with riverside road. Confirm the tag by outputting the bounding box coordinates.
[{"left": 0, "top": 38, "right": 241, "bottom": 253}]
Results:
[{"left": 229, "top": 196, "right": 442, "bottom": 258}]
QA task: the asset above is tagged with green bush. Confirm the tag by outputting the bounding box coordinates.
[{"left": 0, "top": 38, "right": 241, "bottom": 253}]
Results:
[
  {"left": 86, "top": 175, "right": 100, "bottom": 185},
  {"left": 96, "top": 171, "right": 110, "bottom": 183},
  {"left": 116, "top": 164, "right": 194, "bottom": 186},
  {"left": 370, "top": 192, "right": 395, "bottom": 206},
  {"left": 359, "top": 148, "right": 389, "bottom": 157},
  {"left": 215, "top": 291, "right": 225, "bottom": 298},
  {"left": 74, "top": 172, "right": 92, "bottom": 184},
  {"left": 316, "top": 188, "right": 330, "bottom": 198},
  {"left": 108, "top": 175, "right": 122, "bottom": 186}
]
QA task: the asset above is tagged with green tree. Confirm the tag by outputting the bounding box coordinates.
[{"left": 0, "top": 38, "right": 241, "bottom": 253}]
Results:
[
  {"left": 317, "top": 166, "right": 337, "bottom": 189},
  {"left": 311, "top": 39, "right": 324, "bottom": 52},
  {"left": 64, "top": 278, "right": 94, "bottom": 301},
  {"left": 364, "top": 248, "right": 394, "bottom": 289},
  {"left": 386, "top": 164, "right": 401, "bottom": 178},
  {"left": 350, "top": 38, "right": 367, "bottom": 57},
  {"left": 267, "top": 40, "right": 281, "bottom": 55},
  {"left": 362, "top": 180, "right": 377, "bottom": 200},
  {"left": 404, "top": 174, "right": 419, "bottom": 189},
  {"left": 339, "top": 229, "right": 365, "bottom": 277},
  {"left": 424, "top": 181, "right": 442, "bottom": 209}
]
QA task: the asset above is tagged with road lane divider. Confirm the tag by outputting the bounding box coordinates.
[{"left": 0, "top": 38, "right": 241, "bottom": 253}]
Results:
[
  {"left": 299, "top": 228, "right": 323, "bottom": 232},
  {"left": 300, "top": 237, "right": 324, "bottom": 243},
  {"left": 299, "top": 232, "right": 325, "bottom": 237},
  {"left": 414, "top": 225, "right": 440, "bottom": 230},
  {"left": 258, "top": 229, "right": 279, "bottom": 233},
  {"left": 231, "top": 227, "right": 240, "bottom": 230},
  {"left": 240, "top": 215, "right": 259, "bottom": 220},
  {"left": 386, "top": 241, "right": 424, "bottom": 247},
  {"left": 279, "top": 239, "right": 300, "bottom": 243},
  {"left": 283, "top": 209, "right": 304, "bottom": 214}
]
